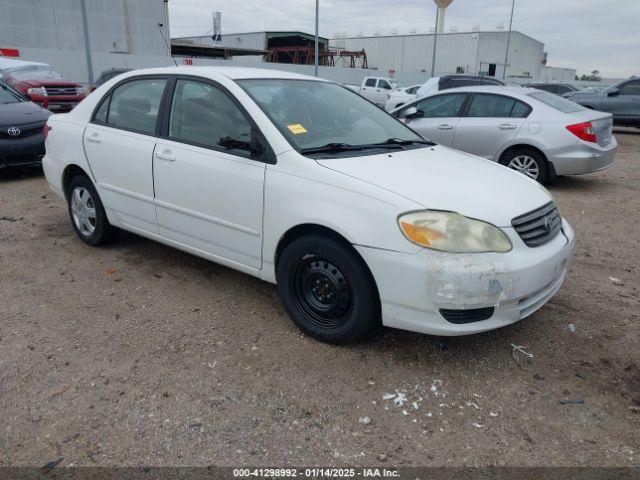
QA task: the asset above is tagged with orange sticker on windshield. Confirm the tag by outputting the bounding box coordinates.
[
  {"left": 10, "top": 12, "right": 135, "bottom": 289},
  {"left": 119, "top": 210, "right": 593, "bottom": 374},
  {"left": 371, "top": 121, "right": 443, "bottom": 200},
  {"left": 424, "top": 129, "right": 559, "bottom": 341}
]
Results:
[{"left": 287, "top": 124, "right": 308, "bottom": 135}]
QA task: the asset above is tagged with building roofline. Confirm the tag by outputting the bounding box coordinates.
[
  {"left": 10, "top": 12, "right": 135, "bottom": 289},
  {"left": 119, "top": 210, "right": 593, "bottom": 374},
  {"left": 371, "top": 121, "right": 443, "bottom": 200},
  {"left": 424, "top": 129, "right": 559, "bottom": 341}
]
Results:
[{"left": 333, "top": 30, "right": 542, "bottom": 46}]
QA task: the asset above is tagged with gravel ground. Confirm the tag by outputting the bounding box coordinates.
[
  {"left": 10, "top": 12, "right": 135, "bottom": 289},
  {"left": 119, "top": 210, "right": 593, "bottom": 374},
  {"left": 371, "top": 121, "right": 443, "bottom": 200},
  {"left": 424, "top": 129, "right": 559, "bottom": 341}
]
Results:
[{"left": 0, "top": 130, "right": 638, "bottom": 468}]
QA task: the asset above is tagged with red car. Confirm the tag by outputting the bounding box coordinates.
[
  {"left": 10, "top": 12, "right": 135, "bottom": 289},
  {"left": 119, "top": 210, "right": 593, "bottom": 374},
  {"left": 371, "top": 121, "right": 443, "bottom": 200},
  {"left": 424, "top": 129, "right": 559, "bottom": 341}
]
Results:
[{"left": 1, "top": 64, "right": 89, "bottom": 113}]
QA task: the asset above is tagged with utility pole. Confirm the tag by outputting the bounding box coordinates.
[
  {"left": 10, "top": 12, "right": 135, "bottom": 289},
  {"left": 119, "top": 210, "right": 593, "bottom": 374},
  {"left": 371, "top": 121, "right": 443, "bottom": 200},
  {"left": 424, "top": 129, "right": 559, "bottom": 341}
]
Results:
[
  {"left": 314, "top": 0, "right": 319, "bottom": 76},
  {"left": 430, "top": 3, "right": 440, "bottom": 78},
  {"left": 79, "top": 0, "right": 94, "bottom": 84},
  {"left": 503, "top": 0, "right": 516, "bottom": 79}
]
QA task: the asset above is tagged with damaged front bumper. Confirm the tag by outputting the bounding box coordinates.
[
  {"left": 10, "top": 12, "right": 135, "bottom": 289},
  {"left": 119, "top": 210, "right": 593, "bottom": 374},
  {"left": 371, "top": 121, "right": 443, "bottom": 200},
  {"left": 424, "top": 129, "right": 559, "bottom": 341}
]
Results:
[{"left": 356, "top": 219, "right": 575, "bottom": 336}]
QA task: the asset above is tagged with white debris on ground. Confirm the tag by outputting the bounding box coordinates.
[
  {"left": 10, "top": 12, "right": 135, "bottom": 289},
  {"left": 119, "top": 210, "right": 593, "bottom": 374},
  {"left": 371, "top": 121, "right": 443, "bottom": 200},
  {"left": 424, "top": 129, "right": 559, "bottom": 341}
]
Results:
[{"left": 358, "top": 416, "right": 371, "bottom": 425}]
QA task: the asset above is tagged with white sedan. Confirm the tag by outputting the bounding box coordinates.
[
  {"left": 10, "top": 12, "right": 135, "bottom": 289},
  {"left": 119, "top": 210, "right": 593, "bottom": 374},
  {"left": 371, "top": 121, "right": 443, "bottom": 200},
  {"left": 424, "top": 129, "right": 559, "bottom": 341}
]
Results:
[
  {"left": 43, "top": 67, "right": 575, "bottom": 343},
  {"left": 384, "top": 84, "right": 422, "bottom": 111},
  {"left": 392, "top": 86, "right": 617, "bottom": 184}
]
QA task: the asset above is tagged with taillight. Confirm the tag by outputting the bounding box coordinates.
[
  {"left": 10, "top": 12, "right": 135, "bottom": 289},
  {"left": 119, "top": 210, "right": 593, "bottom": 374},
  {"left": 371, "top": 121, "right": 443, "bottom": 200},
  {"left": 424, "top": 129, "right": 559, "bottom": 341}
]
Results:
[
  {"left": 44, "top": 123, "right": 52, "bottom": 140},
  {"left": 566, "top": 121, "right": 596, "bottom": 143}
]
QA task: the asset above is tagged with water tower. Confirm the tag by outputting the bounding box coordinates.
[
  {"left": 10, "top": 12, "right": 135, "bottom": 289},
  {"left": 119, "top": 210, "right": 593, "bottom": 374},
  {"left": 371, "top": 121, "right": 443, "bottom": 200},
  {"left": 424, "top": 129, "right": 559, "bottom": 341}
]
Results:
[{"left": 433, "top": 0, "right": 454, "bottom": 33}]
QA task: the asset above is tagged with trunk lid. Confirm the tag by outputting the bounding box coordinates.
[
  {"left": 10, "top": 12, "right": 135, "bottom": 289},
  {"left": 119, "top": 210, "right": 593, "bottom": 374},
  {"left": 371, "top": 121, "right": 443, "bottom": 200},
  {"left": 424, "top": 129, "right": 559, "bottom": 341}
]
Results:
[{"left": 569, "top": 109, "right": 614, "bottom": 147}]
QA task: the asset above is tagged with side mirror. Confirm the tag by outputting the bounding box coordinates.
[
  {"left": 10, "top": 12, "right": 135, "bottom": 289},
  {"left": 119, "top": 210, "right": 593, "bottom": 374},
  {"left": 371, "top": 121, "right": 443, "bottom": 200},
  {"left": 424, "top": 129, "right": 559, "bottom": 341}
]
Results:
[
  {"left": 403, "top": 106, "right": 419, "bottom": 119},
  {"left": 607, "top": 88, "right": 619, "bottom": 97}
]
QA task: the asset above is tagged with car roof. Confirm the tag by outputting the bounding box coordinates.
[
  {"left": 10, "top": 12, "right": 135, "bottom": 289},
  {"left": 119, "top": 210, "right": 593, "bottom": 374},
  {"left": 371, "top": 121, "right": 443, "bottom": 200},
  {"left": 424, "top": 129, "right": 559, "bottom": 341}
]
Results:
[
  {"left": 436, "top": 85, "right": 535, "bottom": 96},
  {"left": 0, "top": 58, "right": 48, "bottom": 71},
  {"left": 117, "top": 66, "right": 328, "bottom": 82}
]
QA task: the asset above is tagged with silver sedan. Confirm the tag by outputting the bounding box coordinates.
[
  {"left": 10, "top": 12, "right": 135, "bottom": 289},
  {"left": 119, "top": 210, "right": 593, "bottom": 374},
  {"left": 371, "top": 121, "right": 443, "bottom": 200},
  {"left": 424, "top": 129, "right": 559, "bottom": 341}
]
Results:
[{"left": 391, "top": 86, "right": 617, "bottom": 184}]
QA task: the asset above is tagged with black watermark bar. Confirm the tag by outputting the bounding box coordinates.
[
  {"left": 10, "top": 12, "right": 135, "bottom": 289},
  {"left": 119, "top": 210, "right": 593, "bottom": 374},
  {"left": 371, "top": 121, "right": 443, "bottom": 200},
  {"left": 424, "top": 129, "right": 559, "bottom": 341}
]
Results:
[{"left": 0, "top": 467, "right": 639, "bottom": 480}]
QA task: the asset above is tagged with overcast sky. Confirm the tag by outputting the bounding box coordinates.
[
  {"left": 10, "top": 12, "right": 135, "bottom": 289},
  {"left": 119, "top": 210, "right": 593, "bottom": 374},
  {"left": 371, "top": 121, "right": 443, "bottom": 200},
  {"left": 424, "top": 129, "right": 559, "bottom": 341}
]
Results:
[{"left": 168, "top": 0, "right": 639, "bottom": 79}]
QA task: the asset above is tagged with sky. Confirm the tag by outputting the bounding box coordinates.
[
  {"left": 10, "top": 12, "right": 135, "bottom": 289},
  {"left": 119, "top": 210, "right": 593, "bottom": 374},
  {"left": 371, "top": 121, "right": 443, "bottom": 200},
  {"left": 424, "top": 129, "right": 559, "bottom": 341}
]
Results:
[{"left": 168, "top": 0, "right": 640, "bottom": 79}]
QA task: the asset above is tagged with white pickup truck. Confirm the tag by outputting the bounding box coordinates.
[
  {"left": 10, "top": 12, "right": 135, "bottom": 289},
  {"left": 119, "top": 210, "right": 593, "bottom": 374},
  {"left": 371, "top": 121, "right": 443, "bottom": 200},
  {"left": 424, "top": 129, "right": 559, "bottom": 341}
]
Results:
[{"left": 345, "top": 76, "right": 403, "bottom": 107}]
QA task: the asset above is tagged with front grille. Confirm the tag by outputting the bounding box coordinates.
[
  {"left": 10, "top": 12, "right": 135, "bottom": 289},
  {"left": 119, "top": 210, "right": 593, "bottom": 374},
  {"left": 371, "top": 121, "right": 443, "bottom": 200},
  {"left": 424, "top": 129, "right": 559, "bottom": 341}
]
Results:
[
  {"left": 44, "top": 86, "right": 78, "bottom": 96},
  {"left": 0, "top": 123, "right": 45, "bottom": 140},
  {"left": 511, "top": 201, "right": 562, "bottom": 247},
  {"left": 440, "top": 307, "right": 495, "bottom": 324}
]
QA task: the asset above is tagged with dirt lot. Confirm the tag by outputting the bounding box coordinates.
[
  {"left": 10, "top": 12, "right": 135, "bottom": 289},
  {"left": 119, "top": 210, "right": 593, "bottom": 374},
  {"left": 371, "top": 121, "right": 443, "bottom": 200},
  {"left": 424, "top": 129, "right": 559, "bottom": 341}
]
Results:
[{"left": 0, "top": 130, "right": 638, "bottom": 468}]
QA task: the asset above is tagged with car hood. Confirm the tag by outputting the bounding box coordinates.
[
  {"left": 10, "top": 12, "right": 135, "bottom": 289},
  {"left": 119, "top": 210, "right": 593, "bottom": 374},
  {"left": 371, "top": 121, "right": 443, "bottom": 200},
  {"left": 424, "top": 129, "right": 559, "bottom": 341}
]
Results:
[
  {"left": 316, "top": 145, "right": 553, "bottom": 227},
  {"left": 0, "top": 100, "right": 50, "bottom": 125}
]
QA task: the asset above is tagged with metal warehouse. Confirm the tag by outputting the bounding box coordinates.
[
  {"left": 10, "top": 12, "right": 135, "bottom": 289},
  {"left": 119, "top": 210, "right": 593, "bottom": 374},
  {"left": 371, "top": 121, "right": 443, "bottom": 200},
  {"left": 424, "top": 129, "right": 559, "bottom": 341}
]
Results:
[
  {"left": 0, "top": 0, "right": 172, "bottom": 82},
  {"left": 331, "top": 30, "right": 549, "bottom": 79}
]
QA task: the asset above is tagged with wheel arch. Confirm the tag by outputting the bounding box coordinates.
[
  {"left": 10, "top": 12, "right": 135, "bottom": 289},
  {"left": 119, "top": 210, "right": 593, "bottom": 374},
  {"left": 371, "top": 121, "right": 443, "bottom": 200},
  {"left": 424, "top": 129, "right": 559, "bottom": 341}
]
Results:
[
  {"left": 498, "top": 143, "right": 549, "bottom": 166},
  {"left": 62, "top": 164, "right": 92, "bottom": 199},
  {"left": 273, "top": 222, "right": 381, "bottom": 299}
]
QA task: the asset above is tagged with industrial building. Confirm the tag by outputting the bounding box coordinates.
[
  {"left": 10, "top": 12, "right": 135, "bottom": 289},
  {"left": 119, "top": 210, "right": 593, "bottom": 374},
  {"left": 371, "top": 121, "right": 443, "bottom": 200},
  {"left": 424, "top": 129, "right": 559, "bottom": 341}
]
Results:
[
  {"left": 330, "top": 30, "right": 551, "bottom": 80},
  {"left": 0, "top": 0, "right": 172, "bottom": 83}
]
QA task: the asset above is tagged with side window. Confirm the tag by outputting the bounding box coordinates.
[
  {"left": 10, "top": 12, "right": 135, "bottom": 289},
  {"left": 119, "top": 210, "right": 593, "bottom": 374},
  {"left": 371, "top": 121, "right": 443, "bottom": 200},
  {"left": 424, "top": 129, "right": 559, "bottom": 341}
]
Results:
[
  {"left": 619, "top": 81, "right": 640, "bottom": 96},
  {"left": 467, "top": 94, "right": 522, "bottom": 118},
  {"left": 556, "top": 85, "right": 571, "bottom": 95},
  {"left": 510, "top": 100, "right": 531, "bottom": 118},
  {"left": 365, "top": 78, "right": 377, "bottom": 87},
  {"left": 168, "top": 79, "right": 253, "bottom": 156},
  {"left": 93, "top": 96, "right": 109, "bottom": 124},
  {"left": 410, "top": 93, "right": 466, "bottom": 118},
  {"left": 406, "top": 86, "right": 420, "bottom": 95},
  {"left": 378, "top": 79, "right": 392, "bottom": 90},
  {"left": 107, "top": 78, "right": 167, "bottom": 135}
]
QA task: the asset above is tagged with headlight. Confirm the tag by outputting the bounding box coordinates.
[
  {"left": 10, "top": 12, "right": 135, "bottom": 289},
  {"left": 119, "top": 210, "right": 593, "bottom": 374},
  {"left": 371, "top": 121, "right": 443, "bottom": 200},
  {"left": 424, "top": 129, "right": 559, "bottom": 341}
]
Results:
[
  {"left": 398, "top": 210, "right": 512, "bottom": 253},
  {"left": 77, "top": 85, "right": 91, "bottom": 96},
  {"left": 27, "top": 87, "right": 47, "bottom": 96}
]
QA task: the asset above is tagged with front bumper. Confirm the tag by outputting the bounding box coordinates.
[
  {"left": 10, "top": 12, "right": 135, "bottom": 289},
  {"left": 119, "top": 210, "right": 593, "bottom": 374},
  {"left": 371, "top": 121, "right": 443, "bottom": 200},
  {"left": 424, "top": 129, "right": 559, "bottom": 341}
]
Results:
[
  {"left": 0, "top": 132, "right": 46, "bottom": 168},
  {"left": 356, "top": 219, "right": 575, "bottom": 336},
  {"left": 548, "top": 136, "right": 617, "bottom": 175},
  {"left": 27, "top": 94, "right": 85, "bottom": 112}
]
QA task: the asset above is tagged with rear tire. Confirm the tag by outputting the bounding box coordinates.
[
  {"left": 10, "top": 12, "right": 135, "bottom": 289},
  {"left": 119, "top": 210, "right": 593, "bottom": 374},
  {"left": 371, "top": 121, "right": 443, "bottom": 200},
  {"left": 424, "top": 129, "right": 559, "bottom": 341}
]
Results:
[
  {"left": 66, "top": 175, "right": 118, "bottom": 246},
  {"left": 276, "top": 235, "right": 380, "bottom": 344},
  {"left": 500, "top": 147, "right": 549, "bottom": 184}
]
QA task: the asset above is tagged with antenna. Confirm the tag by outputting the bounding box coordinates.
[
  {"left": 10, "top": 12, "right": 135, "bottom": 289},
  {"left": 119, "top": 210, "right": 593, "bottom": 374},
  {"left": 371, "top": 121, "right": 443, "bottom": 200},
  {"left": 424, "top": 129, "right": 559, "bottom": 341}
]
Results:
[{"left": 158, "top": 22, "right": 178, "bottom": 67}]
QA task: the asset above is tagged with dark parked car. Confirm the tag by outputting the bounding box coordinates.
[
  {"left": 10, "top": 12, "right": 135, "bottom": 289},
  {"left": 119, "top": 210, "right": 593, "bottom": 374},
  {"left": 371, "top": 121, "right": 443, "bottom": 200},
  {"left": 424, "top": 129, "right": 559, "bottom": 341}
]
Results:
[
  {"left": 526, "top": 82, "right": 580, "bottom": 96},
  {"left": 564, "top": 78, "right": 640, "bottom": 127},
  {"left": 0, "top": 80, "right": 51, "bottom": 169},
  {"left": 91, "top": 67, "right": 133, "bottom": 91}
]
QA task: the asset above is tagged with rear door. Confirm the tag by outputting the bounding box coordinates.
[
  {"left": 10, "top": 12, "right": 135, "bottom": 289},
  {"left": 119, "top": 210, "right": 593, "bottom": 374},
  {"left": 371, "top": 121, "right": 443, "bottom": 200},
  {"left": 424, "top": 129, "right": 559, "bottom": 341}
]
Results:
[
  {"left": 603, "top": 80, "right": 640, "bottom": 124},
  {"left": 83, "top": 76, "right": 168, "bottom": 234},
  {"left": 152, "top": 77, "right": 268, "bottom": 269},
  {"left": 453, "top": 93, "right": 531, "bottom": 160},
  {"left": 398, "top": 92, "right": 467, "bottom": 146}
]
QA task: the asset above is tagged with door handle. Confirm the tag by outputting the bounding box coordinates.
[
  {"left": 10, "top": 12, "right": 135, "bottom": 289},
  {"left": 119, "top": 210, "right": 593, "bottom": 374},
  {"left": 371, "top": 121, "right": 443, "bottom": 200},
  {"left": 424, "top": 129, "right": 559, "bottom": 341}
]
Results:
[
  {"left": 437, "top": 124, "right": 454, "bottom": 130},
  {"left": 499, "top": 124, "right": 518, "bottom": 130},
  {"left": 154, "top": 150, "right": 176, "bottom": 162},
  {"left": 86, "top": 133, "right": 102, "bottom": 143}
]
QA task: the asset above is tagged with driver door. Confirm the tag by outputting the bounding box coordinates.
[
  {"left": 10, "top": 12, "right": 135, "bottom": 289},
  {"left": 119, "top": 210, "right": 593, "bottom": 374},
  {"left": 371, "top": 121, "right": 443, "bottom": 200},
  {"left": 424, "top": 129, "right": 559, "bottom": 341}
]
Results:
[
  {"left": 153, "top": 78, "right": 268, "bottom": 269},
  {"left": 603, "top": 80, "right": 640, "bottom": 125},
  {"left": 398, "top": 93, "right": 468, "bottom": 146}
]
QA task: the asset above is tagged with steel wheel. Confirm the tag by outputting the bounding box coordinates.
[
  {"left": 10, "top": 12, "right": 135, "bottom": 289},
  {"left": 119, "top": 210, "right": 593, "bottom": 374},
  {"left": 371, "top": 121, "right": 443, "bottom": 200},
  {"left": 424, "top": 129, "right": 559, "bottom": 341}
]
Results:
[
  {"left": 291, "top": 257, "right": 353, "bottom": 329},
  {"left": 70, "top": 186, "right": 97, "bottom": 237},
  {"left": 507, "top": 155, "right": 540, "bottom": 180}
]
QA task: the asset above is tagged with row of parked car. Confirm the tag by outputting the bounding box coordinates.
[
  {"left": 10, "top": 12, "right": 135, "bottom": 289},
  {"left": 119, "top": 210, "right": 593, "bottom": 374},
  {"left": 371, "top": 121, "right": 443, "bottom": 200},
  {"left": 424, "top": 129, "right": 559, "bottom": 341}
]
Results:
[{"left": 0, "top": 58, "right": 131, "bottom": 169}]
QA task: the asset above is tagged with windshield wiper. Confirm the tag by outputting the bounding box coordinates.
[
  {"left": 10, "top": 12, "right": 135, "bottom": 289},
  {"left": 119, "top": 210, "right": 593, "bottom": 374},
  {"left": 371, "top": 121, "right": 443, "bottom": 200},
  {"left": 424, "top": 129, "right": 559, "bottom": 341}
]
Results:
[
  {"left": 301, "top": 143, "right": 368, "bottom": 155},
  {"left": 365, "top": 137, "right": 435, "bottom": 148},
  {"left": 302, "top": 138, "right": 434, "bottom": 155}
]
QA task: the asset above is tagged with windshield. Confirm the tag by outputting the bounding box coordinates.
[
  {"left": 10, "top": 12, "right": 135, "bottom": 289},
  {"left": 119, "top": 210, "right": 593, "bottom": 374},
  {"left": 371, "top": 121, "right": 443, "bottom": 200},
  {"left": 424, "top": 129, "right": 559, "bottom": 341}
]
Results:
[
  {"left": 528, "top": 90, "right": 585, "bottom": 113},
  {"left": 4, "top": 66, "right": 64, "bottom": 81},
  {"left": 238, "top": 79, "right": 427, "bottom": 156},
  {"left": 0, "top": 82, "right": 25, "bottom": 103}
]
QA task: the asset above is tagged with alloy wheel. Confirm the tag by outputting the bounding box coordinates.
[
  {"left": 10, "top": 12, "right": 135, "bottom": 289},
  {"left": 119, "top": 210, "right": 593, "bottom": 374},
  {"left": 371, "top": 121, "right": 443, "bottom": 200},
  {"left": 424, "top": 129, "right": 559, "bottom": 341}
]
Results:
[
  {"left": 70, "top": 186, "right": 97, "bottom": 237},
  {"left": 507, "top": 155, "right": 540, "bottom": 180}
]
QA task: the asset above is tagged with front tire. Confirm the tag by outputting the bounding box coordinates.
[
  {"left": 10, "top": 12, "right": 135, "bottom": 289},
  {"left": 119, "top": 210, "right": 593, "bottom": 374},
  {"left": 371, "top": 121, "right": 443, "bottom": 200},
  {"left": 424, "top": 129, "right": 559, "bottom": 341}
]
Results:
[
  {"left": 276, "top": 235, "right": 380, "bottom": 344},
  {"left": 500, "top": 147, "right": 549, "bottom": 184},
  {"left": 66, "top": 175, "right": 118, "bottom": 246}
]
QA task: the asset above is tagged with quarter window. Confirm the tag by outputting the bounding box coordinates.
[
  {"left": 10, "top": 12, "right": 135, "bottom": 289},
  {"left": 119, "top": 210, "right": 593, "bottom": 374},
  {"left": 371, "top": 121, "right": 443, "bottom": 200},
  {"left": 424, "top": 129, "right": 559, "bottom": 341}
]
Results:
[
  {"left": 168, "top": 79, "right": 253, "bottom": 156},
  {"left": 105, "top": 78, "right": 166, "bottom": 135},
  {"left": 410, "top": 93, "right": 467, "bottom": 118},
  {"left": 467, "top": 94, "right": 530, "bottom": 118},
  {"left": 619, "top": 81, "right": 640, "bottom": 96}
]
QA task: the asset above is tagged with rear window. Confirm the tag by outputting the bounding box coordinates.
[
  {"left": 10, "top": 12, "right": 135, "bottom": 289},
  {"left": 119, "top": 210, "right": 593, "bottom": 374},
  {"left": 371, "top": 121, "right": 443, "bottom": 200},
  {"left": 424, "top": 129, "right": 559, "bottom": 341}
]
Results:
[{"left": 529, "top": 91, "right": 584, "bottom": 113}]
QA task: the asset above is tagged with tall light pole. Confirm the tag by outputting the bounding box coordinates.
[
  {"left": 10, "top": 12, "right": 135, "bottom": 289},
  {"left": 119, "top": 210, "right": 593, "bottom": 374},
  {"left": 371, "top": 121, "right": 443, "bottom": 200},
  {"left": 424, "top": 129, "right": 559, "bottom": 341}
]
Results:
[
  {"left": 430, "top": 3, "right": 440, "bottom": 78},
  {"left": 79, "top": 0, "right": 94, "bottom": 84},
  {"left": 314, "top": 0, "right": 319, "bottom": 77},
  {"left": 503, "top": 0, "right": 516, "bottom": 79}
]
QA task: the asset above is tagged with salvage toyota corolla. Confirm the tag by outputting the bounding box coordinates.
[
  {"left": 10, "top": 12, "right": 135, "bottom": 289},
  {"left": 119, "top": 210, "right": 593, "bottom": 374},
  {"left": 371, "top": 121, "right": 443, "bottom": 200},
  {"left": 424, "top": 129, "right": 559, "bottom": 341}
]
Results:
[{"left": 42, "top": 67, "right": 575, "bottom": 343}]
